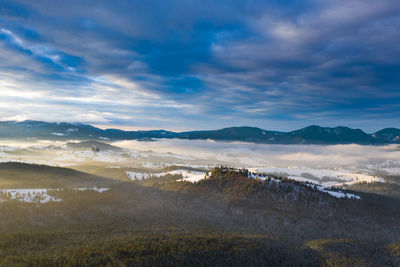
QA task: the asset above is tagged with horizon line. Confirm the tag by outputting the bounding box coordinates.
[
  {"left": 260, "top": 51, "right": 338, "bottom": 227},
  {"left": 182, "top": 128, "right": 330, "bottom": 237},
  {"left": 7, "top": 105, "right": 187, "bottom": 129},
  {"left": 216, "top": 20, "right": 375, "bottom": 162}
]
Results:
[{"left": 0, "top": 119, "right": 398, "bottom": 134}]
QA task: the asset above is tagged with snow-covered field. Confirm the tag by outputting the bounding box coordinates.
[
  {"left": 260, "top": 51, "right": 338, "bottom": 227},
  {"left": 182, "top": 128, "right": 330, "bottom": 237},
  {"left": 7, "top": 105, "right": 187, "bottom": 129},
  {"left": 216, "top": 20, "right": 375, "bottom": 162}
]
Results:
[
  {"left": 248, "top": 172, "right": 361, "bottom": 199},
  {"left": 302, "top": 183, "right": 361, "bottom": 199},
  {"left": 363, "top": 160, "right": 400, "bottom": 175},
  {"left": 249, "top": 166, "right": 383, "bottom": 187}
]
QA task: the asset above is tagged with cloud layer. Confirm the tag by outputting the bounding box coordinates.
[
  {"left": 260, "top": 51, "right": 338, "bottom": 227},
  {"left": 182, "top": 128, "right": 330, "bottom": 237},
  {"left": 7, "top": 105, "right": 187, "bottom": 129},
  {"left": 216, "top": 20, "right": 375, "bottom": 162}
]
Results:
[{"left": 0, "top": 0, "right": 399, "bottom": 131}]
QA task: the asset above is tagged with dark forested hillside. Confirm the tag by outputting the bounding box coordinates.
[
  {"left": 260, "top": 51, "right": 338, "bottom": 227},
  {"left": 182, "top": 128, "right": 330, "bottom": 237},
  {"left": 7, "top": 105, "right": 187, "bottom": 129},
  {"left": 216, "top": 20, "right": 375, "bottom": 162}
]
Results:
[{"left": 0, "top": 164, "right": 399, "bottom": 266}]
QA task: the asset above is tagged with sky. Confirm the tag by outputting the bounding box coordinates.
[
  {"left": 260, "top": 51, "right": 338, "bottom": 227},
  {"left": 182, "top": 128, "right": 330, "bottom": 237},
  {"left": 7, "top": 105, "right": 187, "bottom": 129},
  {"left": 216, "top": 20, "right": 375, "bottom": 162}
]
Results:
[{"left": 0, "top": 0, "right": 399, "bottom": 132}]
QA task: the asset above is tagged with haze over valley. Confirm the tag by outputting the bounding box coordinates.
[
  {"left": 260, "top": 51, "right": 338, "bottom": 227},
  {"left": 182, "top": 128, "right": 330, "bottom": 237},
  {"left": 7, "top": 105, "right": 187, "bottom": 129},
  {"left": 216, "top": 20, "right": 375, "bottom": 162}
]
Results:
[
  {"left": 1, "top": 134, "right": 399, "bottom": 187},
  {"left": 1, "top": 130, "right": 400, "bottom": 265}
]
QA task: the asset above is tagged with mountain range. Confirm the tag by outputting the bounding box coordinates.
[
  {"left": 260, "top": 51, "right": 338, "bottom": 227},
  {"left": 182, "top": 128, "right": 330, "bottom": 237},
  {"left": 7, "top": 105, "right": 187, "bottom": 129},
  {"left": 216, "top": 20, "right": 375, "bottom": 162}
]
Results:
[{"left": 0, "top": 120, "right": 399, "bottom": 145}]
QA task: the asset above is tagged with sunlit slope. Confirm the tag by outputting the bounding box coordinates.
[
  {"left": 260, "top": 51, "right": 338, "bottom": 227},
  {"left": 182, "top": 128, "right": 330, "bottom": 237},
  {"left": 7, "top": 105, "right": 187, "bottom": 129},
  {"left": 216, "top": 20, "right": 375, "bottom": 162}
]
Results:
[{"left": 0, "top": 162, "right": 118, "bottom": 188}]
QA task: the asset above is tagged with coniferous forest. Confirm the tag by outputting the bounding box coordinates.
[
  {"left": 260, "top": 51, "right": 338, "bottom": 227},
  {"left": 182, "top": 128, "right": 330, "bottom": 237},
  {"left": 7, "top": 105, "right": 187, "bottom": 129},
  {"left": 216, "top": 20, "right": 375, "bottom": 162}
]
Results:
[{"left": 0, "top": 164, "right": 399, "bottom": 266}]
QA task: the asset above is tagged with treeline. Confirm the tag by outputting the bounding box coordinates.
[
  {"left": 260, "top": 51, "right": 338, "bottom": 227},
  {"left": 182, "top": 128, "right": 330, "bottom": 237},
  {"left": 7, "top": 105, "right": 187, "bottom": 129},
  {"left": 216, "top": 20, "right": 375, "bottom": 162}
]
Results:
[{"left": 343, "top": 181, "right": 400, "bottom": 199}]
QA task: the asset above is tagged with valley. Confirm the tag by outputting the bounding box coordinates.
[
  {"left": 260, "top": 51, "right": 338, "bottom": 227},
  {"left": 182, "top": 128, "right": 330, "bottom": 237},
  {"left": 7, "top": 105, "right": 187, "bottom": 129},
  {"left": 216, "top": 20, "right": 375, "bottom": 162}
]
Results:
[{"left": 0, "top": 137, "right": 399, "bottom": 266}]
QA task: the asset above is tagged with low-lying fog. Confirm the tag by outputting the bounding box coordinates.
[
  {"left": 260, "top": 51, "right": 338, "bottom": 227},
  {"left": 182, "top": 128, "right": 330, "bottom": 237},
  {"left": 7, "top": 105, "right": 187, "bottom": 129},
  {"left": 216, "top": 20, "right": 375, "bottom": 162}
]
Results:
[
  {"left": 1, "top": 138, "right": 400, "bottom": 187},
  {"left": 113, "top": 139, "right": 400, "bottom": 170}
]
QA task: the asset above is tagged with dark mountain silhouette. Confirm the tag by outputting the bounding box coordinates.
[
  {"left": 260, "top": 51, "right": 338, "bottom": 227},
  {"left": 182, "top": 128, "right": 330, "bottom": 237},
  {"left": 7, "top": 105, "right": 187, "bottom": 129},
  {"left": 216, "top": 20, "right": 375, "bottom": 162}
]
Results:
[
  {"left": 373, "top": 128, "right": 400, "bottom": 143},
  {"left": 288, "top": 125, "right": 379, "bottom": 144},
  {"left": 0, "top": 120, "right": 398, "bottom": 145}
]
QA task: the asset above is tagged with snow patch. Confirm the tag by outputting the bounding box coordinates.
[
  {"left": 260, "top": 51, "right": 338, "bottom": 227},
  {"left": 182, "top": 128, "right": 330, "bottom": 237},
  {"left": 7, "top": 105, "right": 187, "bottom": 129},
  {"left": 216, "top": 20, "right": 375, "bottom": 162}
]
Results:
[
  {"left": 0, "top": 187, "right": 110, "bottom": 203},
  {"left": 0, "top": 189, "right": 61, "bottom": 203},
  {"left": 72, "top": 187, "right": 110, "bottom": 193},
  {"left": 304, "top": 183, "right": 361, "bottom": 199},
  {"left": 126, "top": 172, "right": 151, "bottom": 180},
  {"left": 126, "top": 169, "right": 206, "bottom": 182}
]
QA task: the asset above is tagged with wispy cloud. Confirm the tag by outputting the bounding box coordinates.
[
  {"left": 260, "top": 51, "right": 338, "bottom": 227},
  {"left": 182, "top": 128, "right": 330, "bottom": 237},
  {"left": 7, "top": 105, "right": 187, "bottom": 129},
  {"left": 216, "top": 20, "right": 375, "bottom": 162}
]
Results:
[{"left": 0, "top": 0, "right": 399, "bottom": 131}]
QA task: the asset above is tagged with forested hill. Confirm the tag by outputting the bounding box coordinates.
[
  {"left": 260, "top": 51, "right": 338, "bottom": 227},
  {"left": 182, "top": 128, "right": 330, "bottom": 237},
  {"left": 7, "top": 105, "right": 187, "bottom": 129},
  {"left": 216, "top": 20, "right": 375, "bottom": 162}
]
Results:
[
  {"left": 1, "top": 165, "right": 399, "bottom": 266},
  {"left": 0, "top": 120, "right": 399, "bottom": 144}
]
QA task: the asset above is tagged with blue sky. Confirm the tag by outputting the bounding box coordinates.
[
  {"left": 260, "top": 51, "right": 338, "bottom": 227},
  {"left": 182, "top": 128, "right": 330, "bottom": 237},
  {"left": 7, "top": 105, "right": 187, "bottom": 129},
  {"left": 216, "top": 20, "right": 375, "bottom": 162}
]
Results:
[{"left": 0, "top": 0, "right": 399, "bottom": 132}]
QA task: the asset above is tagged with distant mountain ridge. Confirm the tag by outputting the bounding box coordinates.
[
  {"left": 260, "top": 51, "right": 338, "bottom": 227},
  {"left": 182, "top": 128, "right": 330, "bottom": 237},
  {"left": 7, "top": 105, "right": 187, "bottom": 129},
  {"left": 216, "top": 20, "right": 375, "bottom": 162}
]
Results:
[{"left": 0, "top": 120, "right": 399, "bottom": 145}]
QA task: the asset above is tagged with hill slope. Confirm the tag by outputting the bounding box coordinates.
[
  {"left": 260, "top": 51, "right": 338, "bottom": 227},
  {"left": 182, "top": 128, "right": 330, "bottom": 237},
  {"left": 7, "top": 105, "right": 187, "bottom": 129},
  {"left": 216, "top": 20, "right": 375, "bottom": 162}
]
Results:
[
  {"left": 0, "top": 165, "right": 399, "bottom": 265},
  {"left": 0, "top": 162, "right": 118, "bottom": 188}
]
